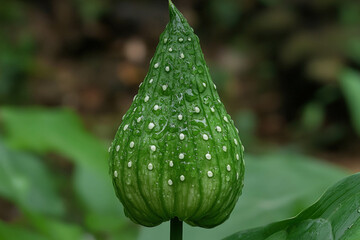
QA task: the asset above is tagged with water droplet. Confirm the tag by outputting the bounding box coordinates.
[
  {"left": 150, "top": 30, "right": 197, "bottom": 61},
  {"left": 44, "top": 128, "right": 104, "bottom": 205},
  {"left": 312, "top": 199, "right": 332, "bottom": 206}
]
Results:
[
  {"left": 148, "top": 163, "right": 153, "bottom": 170},
  {"left": 128, "top": 161, "right": 132, "bottom": 168},
  {"left": 226, "top": 164, "right": 231, "bottom": 171},
  {"left": 154, "top": 63, "right": 159, "bottom": 68},
  {"left": 203, "top": 134, "right": 209, "bottom": 141},
  {"left": 180, "top": 175, "right": 185, "bottom": 181},
  {"left": 168, "top": 179, "right": 173, "bottom": 186},
  {"left": 148, "top": 122, "right": 155, "bottom": 129},
  {"left": 207, "top": 171, "right": 213, "bottom": 178}
]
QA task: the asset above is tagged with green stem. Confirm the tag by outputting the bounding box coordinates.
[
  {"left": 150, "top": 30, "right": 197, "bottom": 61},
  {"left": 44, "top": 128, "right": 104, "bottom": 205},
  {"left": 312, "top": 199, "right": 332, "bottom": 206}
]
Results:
[{"left": 170, "top": 217, "right": 183, "bottom": 240}]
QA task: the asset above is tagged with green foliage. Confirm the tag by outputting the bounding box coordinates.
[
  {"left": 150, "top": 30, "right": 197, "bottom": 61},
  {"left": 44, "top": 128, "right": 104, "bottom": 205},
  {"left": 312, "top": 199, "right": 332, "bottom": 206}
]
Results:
[
  {"left": 0, "top": 107, "right": 135, "bottom": 239},
  {"left": 0, "top": 221, "right": 47, "bottom": 240},
  {"left": 0, "top": 141, "right": 64, "bottom": 216},
  {"left": 1, "top": 107, "right": 107, "bottom": 173},
  {"left": 138, "top": 152, "right": 347, "bottom": 240},
  {"left": 224, "top": 172, "right": 360, "bottom": 240}
]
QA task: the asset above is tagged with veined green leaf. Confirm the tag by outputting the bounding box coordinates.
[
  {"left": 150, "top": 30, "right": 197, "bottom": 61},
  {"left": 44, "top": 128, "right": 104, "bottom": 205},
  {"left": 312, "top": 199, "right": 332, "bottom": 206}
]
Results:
[{"left": 224, "top": 172, "right": 360, "bottom": 240}]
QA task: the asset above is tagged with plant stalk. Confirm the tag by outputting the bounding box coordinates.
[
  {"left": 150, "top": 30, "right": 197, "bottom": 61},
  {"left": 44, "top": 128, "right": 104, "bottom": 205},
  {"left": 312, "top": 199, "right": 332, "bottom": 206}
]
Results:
[{"left": 170, "top": 217, "right": 183, "bottom": 240}]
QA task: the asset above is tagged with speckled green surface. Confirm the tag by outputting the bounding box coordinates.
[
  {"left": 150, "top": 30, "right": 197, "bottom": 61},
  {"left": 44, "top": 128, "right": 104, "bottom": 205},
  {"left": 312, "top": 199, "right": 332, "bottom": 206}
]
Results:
[{"left": 109, "top": 0, "right": 244, "bottom": 228}]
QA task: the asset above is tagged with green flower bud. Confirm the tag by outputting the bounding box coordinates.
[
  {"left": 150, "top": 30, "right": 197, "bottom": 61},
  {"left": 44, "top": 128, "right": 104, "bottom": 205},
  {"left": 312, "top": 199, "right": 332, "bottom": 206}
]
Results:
[{"left": 109, "top": 0, "right": 245, "bottom": 228}]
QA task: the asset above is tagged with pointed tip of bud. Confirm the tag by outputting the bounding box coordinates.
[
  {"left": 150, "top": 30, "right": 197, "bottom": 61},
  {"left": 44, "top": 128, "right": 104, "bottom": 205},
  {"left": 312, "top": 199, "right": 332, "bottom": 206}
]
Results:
[{"left": 168, "top": 0, "right": 191, "bottom": 32}]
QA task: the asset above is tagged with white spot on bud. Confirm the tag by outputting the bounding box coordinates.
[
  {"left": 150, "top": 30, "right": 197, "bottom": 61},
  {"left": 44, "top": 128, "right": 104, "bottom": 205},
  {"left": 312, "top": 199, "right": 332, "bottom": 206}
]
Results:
[
  {"left": 179, "top": 133, "right": 185, "bottom": 140},
  {"left": 148, "top": 122, "right": 155, "bottom": 129},
  {"left": 180, "top": 53, "right": 184, "bottom": 59},
  {"left": 194, "top": 106, "right": 200, "bottom": 113},
  {"left": 108, "top": 146, "right": 111, "bottom": 153},
  {"left": 149, "top": 78, "right": 153, "bottom": 83},
  {"left": 210, "top": 107, "right": 215, "bottom": 112},
  {"left": 236, "top": 154, "right": 239, "bottom": 160},
  {"left": 123, "top": 124, "right": 129, "bottom": 130},
  {"left": 150, "top": 145, "right": 156, "bottom": 151},
  {"left": 148, "top": 163, "right": 153, "bottom": 170},
  {"left": 202, "top": 82, "right": 206, "bottom": 87},
  {"left": 154, "top": 105, "right": 160, "bottom": 111},
  {"left": 164, "top": 38, "right": 168, "bottom": 43},
  {"left": 154, "top": 63, "right": 159, "bottom": 68},
  {"left": 234, "top": 139, "right": 238, "bottom": 145},
  {"left": 169, "top": 161, "right": 174, "bottom": 167},
  {"left": 144, "top": 95, "right": 149, "bottom": 102},
  {"left": 178, "top": 38, "right": 183, "bottom": 42},
  {"left": 128, "top": 161, "right": 132, "bottom": 168},
  {"left": 207, "top": 171, "right": 213, "bottom": 178},
  {"left": 137, "top": 117, "right": 142, "bottom": 123},
  {"left": 162, "top": 85, "right": 168, "bottom": 91},
  {"left": 224, "top": 116, "right": 229, "bottom": 122},
  {"left": 165, "top": 66, "right": 170, "bottom": 72},
  {"left": 179, "top": 153, "right": 185, "bottom": 159},
  {"left": 227, "top": 165, "right": 231, "bottom": 172},
  {"left": 205, "top": 153, "right": 211, "bottom": 160},
  {"left": 203, "top": 134, "right": 209, "bottom": 140},
  {"left": 116, "top": 145, "right": 120, "bottom": 152},
  {"left": 168, "top": 179, "right": 173, "bottom": 186},
  {"left": 242, "top": 145, "right": 245, "bottom": 152},
  {"left": 214, "top": 84, "right": 217, "bottom": 89},
  {"left": 168, "top": 47, "right": 173, "bottom": 52},
  {"left": 180, "top": 175, "right": 185, "bottom": 181},
  {"left": 178, "top": 114, "right": 183, "bottom": 120},
  {"left": 114, "top": 171, "right": 118, "bottom": 177},
  {"left": 216, "top": 126, "right": 221, "bottom": 132},
  {"left": 222, "top": 146, "right": 227, "bottom": 152},
  {"left": 130, "top": 141, "right": 134, "bottom": 148},
  {"left": 188, "top": 37, "right": 191, "bottom": 41}
]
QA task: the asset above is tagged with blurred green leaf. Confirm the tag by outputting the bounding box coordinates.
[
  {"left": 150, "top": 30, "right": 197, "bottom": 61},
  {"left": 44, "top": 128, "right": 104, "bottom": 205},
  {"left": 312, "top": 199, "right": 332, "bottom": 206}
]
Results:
[
  {"left": 0, "top": 141, "right": 64, "bottom": 216},
  {"left": 339, "top": 68, "right": 360, "bottom": 136},
  {"left": 301, "top": 102, "right": 324, "bottom": 132},
  {"left": 235, "top": 110, "right": 258, "bottom": 148},
  {"left": 24, "top": 212, "right": 86, "bottom": 240},
  {"left": 0, "top": 107, "right": 131, "bottom": 235},
  {"left": 0, "top": 107, "right": 107, "bottom": 174},
  {"left": 138, "top": 152, "right": 347, "bottom": 240},
  {"left": 74, "top": 165, "right": 130, "bottom": 232},
  {"left": 0, "top": 220, "right": 47, "bottom": 240},
  {"left": 224, "top": 172, "right": 360, "bottom": 240}
]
